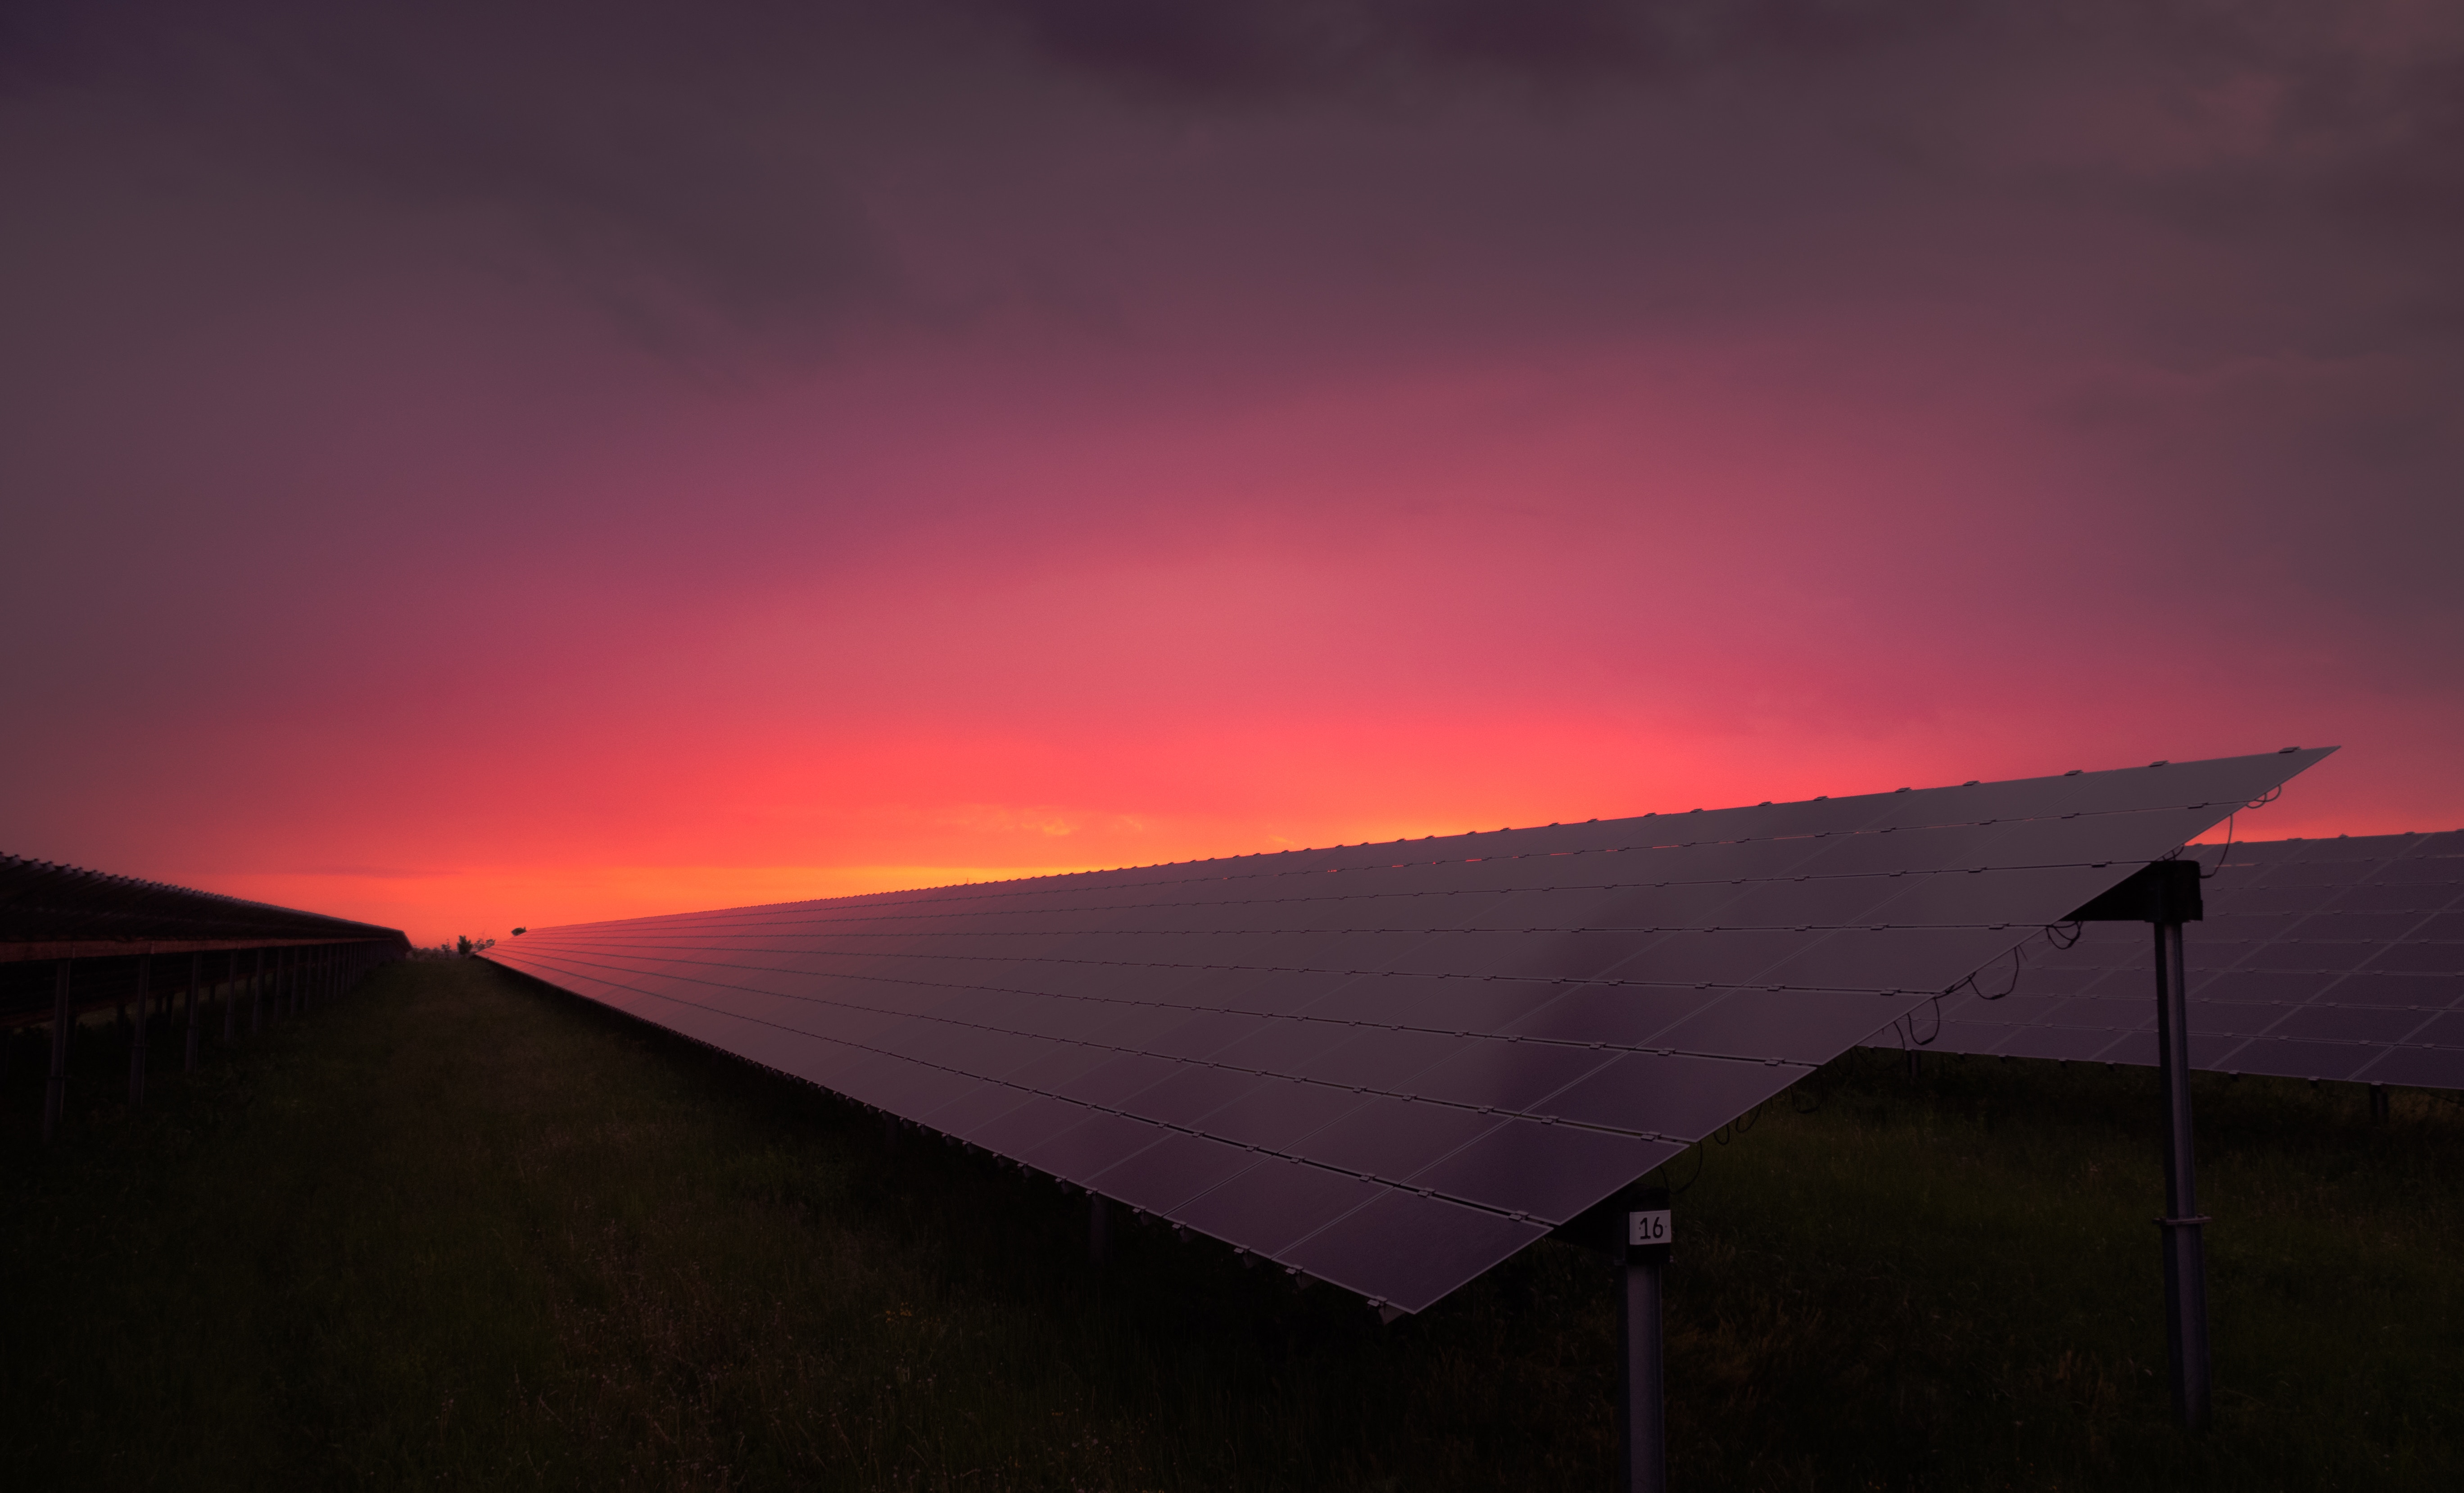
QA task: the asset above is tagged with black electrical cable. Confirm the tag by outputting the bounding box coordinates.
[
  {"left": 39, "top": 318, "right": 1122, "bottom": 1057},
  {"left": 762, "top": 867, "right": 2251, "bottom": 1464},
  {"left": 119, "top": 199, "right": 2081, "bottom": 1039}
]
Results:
[
  {"left": 1943, "top": 940, "right": 2027, "bottom": 1006},
  {"left": 1654, "top": 1144, "right": 1708, "bottom": 1196},
  {"left": 2202, "top": 785, "right": 2281, "bottom": 880},
  {"left": 2201, "top": 813, "right": 2238, "bottom": 879},
  {"left": 1906, "top": 996, "right": 1944, "bottom": 1046}
]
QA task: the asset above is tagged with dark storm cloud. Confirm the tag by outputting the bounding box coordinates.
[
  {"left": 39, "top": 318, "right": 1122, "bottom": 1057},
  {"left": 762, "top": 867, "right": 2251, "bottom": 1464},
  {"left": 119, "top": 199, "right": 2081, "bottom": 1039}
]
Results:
[
  {"left": 983, "top": 0, "right": 2464, "bottom": 344},
  {"left": 988, "top": 0, "right": 1967, "bottom": 96},
  {"left": 2, "top": 2, "right": 909, "bottom": 360},
  {"left": 4, "top": 0, "right": 2460, "bottom": 612},
  {"left": 9, "top": 0, "right": 2462, "bottom": 361}
]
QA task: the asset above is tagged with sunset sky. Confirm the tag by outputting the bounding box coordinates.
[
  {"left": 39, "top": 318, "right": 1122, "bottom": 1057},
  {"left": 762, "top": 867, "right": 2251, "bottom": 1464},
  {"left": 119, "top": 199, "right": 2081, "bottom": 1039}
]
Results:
[{"left": 5, "top": 2, "right": 2460, "bottom": 945}]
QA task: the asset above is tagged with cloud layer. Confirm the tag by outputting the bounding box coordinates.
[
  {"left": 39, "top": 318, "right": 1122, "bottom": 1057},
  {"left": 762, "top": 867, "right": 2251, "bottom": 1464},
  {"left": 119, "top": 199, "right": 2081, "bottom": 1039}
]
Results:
[{"left": 4, "top": 0, "right": 2459, "bottom": 940}]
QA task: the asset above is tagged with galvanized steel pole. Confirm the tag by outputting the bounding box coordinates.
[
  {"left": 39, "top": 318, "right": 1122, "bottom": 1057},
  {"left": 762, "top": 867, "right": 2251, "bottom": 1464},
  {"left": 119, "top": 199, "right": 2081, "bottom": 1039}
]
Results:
[
  {"left": 1619, "top": 1187, "right": 1671, "bottom": 1493},
  {"left": 2154, "top": 919, "right": 2212, "bottom": 1430}
]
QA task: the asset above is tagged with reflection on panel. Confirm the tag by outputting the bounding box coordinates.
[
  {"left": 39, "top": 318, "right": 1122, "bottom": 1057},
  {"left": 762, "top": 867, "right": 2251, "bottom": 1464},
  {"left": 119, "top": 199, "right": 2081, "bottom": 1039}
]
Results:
[{"left": 491, "top": 751, "right": 2324, "bottom": 1313}]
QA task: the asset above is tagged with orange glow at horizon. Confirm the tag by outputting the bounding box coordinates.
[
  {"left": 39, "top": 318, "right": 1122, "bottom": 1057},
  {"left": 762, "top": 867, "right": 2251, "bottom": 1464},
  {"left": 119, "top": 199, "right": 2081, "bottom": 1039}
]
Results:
[{"left": 176, "top": 725, "right": 2406, "bottom": 948}]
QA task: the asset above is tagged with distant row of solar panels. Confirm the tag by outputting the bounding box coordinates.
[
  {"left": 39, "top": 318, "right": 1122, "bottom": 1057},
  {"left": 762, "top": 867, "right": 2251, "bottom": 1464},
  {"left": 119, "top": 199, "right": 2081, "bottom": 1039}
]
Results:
[
  {"left": 1882, "top": 829, "right": 2462, "bottom": 1089},
  {"left": 486, "top": 749, "right": 2328, "bottom": 1315}
]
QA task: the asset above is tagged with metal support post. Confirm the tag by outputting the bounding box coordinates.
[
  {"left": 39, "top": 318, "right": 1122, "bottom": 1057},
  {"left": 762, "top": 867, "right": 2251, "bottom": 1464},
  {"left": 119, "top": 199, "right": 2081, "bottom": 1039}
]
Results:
[
  {"left": 2068, "top": 857, "right": 2213, "bottom": 1432},
  {"left": 2153, "top": 920, "right": 2212, "bottom": 1430},
  {"left": 250, "top": 949, "right": 265, "bottom": 1035},
  {"left": 222, "top": 950, "right": 238, "bottom": 1044},
  {"left": 184, "top": 953, "right": 201, "bottom": 1072},
  {"left": 1089, "top": 1193, "right": 1113, "bottom": 1266},
  {"left": 45, "top": 966, "right": 74, "bottom": 1143},
  {"left": 129, "top": 951, "right": 151, "bottom": 1107},
  {"left": 45, "top": 961, "right": 73, "bottom": 1143},
  {"left": 2369, "top": 1084, "right": 2389, "bottom": 1123},
  {"left": 1619, "top": 1186, "right": 1672, "bottom": 1493}
]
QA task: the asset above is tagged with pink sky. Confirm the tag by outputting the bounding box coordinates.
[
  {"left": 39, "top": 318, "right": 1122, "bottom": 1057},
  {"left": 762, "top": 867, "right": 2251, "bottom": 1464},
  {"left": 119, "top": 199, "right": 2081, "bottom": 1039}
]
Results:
[{"left": 5, "top": 2, "right": 2461, "bottom": 943}]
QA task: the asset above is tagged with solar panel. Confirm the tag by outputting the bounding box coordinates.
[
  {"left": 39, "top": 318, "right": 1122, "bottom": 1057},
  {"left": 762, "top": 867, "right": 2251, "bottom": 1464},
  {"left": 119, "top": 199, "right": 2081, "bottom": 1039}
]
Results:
[
  {"left": 1890, "top": 827, "right": 2464, "bottom": 1090},
  {"left": 489, "top": 749, "right": 2328, "bottom": 1314}
]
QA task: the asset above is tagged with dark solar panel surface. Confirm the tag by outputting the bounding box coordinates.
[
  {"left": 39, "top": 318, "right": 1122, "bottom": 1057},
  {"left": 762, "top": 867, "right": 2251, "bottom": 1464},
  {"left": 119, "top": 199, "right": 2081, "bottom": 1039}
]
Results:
[
  {"left": 1, "top": 851, "right": 405, "bottom": 954},
  {"left": 488, "top": 750, "right": 2326, "bottom": 1313},
  {"left": 1888, "top": 830, "right": 2463, "bottom": 1089}
]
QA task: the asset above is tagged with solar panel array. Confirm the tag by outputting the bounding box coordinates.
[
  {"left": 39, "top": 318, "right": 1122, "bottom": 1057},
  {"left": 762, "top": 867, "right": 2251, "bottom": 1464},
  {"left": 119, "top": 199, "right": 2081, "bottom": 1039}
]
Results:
[
  {"left": 488, "top": 749, "right": 2327, "bottom": 1314},
  {"left": 2, "top": 851, "right": 406, "bottom": 958},
  {"left": 1895, "top": 828, "right": 2463, "bottom": 1090}
]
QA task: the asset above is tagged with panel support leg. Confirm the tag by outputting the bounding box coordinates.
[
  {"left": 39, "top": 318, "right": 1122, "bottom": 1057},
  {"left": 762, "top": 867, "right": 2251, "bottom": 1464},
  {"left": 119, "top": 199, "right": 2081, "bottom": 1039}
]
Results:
[
  {"left": 1089, "top": 1193, "right": 1113, "bottom": 1267},
  {"left": 44, "top": 961, "right": 72, "bottom": 1144},
  {"left": 250, "top": 950, "right": 264, "bottom": 1035},
  {"left": 222, "top": 951, "right": 237, "bottom": 1044},
  {"left": 2153, "top": 920, "right": 2211, "bottom": 1431},
  {"left": 1618, "top": 1186, "right": 1671, "bottom": 1493},
  {"left": 129, "top": 952, "right": 151, "bottom": 1107},
  {"left": 2369, "top": 1083, "right": 2389, "bottom": 1124},
  {"left": 184, "top": 953, "right": 201, "bottom": 1072}
]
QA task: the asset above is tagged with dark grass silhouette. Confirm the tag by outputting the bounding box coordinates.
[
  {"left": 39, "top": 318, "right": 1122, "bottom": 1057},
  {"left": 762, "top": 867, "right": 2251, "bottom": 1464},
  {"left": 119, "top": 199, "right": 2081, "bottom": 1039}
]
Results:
[{"left": 3, "top": 958, "right": 2455, "bottom": 1490}]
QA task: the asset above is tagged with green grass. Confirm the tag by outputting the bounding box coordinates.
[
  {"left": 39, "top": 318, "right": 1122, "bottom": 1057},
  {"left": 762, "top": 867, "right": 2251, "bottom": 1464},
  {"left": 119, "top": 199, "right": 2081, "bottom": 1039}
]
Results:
[{"left": 2, "top": 959, "right": 2456, "bottom": 1490}]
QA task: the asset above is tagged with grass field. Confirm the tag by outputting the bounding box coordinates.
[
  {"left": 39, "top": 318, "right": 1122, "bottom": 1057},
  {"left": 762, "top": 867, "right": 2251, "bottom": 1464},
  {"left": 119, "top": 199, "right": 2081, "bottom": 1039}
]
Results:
[{"left": 3, "top": 958, "right": 2456, "bottom": 1491}]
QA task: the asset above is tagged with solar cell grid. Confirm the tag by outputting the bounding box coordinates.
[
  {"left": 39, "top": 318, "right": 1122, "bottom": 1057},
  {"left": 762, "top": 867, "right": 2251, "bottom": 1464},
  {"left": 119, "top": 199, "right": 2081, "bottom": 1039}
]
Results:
[
  {"left": 1900, "top": 827, "right": 2464, "bottom": 1090},
  {"left": 492, "top": 749, "right": 2325, "bottom": 1313}
]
